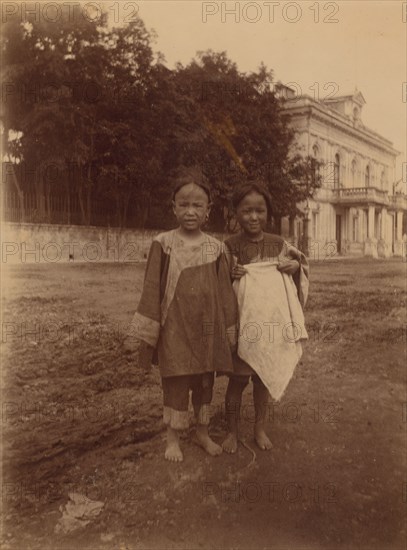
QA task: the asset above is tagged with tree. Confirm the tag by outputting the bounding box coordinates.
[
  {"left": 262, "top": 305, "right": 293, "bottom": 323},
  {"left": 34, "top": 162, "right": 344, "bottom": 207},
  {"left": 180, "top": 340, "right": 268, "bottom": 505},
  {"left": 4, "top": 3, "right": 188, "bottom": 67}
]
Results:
[
  {"left": 2, "top": 18, "right": 319, "bottom": 230},
  {"left": 1, "top": 13, "right": 110, "bottom": 223},
  {"left": 1, "top": 11, "right": 161, "bottom": 227},
  {"left": 163, "top": 51, "right": 320, "bottom": 231}
]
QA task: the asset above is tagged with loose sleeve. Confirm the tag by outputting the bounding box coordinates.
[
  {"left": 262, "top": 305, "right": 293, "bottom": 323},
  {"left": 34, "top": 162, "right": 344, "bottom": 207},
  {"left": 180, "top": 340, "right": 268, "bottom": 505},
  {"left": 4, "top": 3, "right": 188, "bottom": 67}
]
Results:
[
  {"left": 130, "top": 240, "right": 163, "bottom": 347},
  {"left": 286, "top": 243, "right": 309, "bottom": 308},
  {"left": 217, "top": 247, "right": 238, "bottom": 349},
  {"left": 223, "top": 240, "right": 236, "bottom": 279}
]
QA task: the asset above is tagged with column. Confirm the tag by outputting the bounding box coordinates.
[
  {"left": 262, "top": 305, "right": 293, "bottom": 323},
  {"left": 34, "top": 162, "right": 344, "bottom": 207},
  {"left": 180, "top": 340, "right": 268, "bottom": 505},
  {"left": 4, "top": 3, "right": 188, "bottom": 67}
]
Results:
[
  {"left": 344, "top": 152, "right": 350, "bottom": 188},
  {"left": 346, "top": 208, "right": 353, "bottom": 254},
  {"left": 302, "top": 208, "right": 311, "bottom": 257},
  {"left": 364, "top": 205, "right": 378, "bottom": 257},
  {"left": 367, "top": 206, "right": 375, "bottom": 238},
  {"left": 394, "top": 210, "right": 404, "bottom": 256},
  {"left": 378, "top": 207, "right": 390, "bottom": 257},
  {"left": 289, "top": 215, "right": 296, "bottom": 246},
  {"left": 357, "top": 208, "right": 363, "bottom": 241},
  {"left": 396, "top": 211, "right": 403, "bottom": 241}
]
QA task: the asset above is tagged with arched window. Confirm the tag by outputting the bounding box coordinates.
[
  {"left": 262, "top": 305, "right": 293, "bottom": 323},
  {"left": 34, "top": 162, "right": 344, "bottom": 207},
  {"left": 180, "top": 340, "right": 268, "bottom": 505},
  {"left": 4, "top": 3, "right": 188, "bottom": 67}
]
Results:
[
  {"left": 353, "top": 107, "right": 359, "bottom": 123},
  {"left": 351, "top": 159, "right": 357, "bottom": 186},
  {"left": 380, "top": 170, "right": 386, "bottom": 190},
  {"left": 334, "top": 154, "right": 340, "bottom": 188},
  {"left": 312, "top": 145, "right": 320, "bottom": 183},
  {"left": 365, "top": 165, "right": 370, "bottom": 187}
]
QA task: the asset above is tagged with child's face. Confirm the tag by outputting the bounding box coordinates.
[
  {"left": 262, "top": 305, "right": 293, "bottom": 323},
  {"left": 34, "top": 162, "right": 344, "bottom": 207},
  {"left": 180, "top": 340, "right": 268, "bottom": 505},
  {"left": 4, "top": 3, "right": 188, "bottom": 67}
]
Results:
[
  {"left": 236, "top": 192, "right": 268, "bottom": 238},
  {"left": 172, "top": 183, "right": 210, "bottom": 232}
]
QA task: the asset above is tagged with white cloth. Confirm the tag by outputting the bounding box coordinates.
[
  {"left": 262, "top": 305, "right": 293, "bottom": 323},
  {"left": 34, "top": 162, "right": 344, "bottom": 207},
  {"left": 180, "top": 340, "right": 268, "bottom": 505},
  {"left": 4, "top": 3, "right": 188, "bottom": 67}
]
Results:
[{"left": 234, "top": 261, "right": 308, "bottom": 401}]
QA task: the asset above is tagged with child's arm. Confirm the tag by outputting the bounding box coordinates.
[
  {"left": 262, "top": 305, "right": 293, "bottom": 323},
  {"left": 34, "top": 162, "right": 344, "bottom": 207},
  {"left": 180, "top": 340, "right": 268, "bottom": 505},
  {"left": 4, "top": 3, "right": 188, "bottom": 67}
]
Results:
[
  {"left": 138, "top": 340, "right": 154, "bottom": 371},
  {"left": 281, "top": 242, "right": 309, "bottom": 307},
  {"left": 277, "top": 258, "right": 299, "bottom": 275},
  {"left": 128, "top": 238, "right": 164, "bottom": 365},
  {"left": 224, "top": 241, "right": 247, "bottom": 280},
  {"left": 231, "top": 263, "right": 248, "bottom": 279},
  {"left": 218, "top": 244, "right": 238, "bottom": 350}
]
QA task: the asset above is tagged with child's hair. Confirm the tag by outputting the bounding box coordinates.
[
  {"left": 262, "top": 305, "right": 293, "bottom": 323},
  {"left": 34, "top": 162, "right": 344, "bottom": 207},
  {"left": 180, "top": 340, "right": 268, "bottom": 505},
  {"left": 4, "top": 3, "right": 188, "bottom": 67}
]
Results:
[
  {"left": 232, "top": 181, "right": 272, "bottom": 218},
  {"left": 171, "top": 166, "right": 212, "bottom": 203}
]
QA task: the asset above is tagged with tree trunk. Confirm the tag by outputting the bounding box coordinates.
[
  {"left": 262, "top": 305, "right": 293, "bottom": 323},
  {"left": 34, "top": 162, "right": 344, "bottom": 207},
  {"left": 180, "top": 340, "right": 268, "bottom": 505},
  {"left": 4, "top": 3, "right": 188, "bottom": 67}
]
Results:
[
  {"left": 78, "top": 186, "right": 86, "bottom": 225},
  {"left": 271, "top": 215, "right": 282, "bottom": 235},
  {"left": 78, "top": 169, "right": 92, "bottom": 226},
  {"left": 87, "top": 124, "right": 96, "bottom": 226},
  {"left": 115, "top": 196, "right": 121, "bottom": 228},
  {"left": 121, "top": 190, "right": 131, "bottom": 228},
  {"left": 10, "top": 163, "right": 25, "bottom": 223},
  {"left": 63, "top": 163, "right": 71, "bottom": 224},
  {"left": 140, "top": 195, "right": 150, "bottom": 229},
  {"left": 86, "top": 185, "right": 91, "bottom": 226},
  {"left": 45, "top": 183, "right": 52, "bottom": 224},
  {"left": 66, "top": 193, "right": 71, "bottom": 225}
]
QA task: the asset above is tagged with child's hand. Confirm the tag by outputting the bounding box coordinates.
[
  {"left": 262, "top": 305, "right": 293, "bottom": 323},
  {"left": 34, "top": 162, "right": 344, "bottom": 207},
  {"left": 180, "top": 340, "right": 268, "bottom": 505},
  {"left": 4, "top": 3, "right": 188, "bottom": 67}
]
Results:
[
  {"left": 138, "top": 341, "right": 154, "bottom": 371},
  {"left": 231, "top": 264, "right": 248, "bottom": 279},
  {"left": 277, "top": 259, "right": 300, "bottom": 275}
]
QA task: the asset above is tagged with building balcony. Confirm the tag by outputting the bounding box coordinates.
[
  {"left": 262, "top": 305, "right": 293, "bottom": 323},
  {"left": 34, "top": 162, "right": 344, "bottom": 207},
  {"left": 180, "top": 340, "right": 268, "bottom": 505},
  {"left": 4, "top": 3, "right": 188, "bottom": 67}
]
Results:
[
  {"left": 389, "top": 194, "right": 407, "bottom": 210},
  {"left": 331, "top": 187, "right": 402, "bottom": 208}
]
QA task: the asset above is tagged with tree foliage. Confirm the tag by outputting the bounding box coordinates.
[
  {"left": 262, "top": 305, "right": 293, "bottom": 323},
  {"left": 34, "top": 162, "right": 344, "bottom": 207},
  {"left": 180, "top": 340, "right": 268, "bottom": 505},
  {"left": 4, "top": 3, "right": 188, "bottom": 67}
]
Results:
[{"left": 1, "top": 12, "right": 320, "bottom": 230}]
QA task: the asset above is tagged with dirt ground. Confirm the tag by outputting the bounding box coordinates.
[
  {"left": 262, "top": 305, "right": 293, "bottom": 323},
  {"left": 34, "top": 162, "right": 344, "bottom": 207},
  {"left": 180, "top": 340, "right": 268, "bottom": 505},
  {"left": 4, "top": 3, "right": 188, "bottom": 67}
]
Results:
[{"left": 1, "top": 257, "right": 406, "bottom": 550}]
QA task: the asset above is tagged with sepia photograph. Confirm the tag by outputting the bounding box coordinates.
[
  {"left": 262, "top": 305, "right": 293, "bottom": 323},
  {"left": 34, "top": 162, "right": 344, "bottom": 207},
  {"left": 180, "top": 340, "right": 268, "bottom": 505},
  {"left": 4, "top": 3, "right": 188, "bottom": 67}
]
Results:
[{"left": 1, "top": 1, "right": 406, "bottom": 549}]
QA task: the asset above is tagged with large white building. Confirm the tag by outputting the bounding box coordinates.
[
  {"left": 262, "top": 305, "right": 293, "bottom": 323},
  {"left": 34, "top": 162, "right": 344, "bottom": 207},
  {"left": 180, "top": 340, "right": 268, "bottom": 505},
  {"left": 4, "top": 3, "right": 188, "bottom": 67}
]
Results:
[{"left": 280, "top": 87, "right": 406, "bottom": 258}]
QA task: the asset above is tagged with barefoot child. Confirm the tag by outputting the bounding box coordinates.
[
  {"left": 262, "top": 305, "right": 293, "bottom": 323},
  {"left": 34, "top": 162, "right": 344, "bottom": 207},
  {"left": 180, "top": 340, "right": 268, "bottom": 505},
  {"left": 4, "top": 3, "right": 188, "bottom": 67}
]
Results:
[
  {"left": 133, "top": 168, "right": 236, "bottom": 462},
  {"left": 222, "top": 182, "right": 309, "bottom": 454}
]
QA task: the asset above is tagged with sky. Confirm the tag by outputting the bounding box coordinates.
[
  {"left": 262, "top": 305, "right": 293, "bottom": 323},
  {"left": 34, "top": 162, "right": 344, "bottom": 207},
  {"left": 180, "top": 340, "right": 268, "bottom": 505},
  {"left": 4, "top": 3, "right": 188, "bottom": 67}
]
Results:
[{"left": 119, "top": 0, "right": 406, "bottom": 184}]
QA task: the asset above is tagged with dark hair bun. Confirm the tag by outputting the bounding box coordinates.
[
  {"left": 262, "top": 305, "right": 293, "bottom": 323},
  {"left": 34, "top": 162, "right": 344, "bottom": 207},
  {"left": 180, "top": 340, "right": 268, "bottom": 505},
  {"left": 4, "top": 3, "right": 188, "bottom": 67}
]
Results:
[{"left": 172, "top": 166, "right": 212, "bottom": 203}]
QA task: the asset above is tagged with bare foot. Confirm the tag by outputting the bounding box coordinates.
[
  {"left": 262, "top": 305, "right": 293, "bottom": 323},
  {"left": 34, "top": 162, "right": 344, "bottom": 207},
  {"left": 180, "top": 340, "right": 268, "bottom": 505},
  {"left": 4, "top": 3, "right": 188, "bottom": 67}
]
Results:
[
  {"left": 222, "top": 432, "right": 238, "bottom": 454},
  {"left": 254, "top": 425, "right": 272, "bottom": 450},
  {"left": 165, "top": 426, "right": 183, "bottom": 462},
  {"left": 194, "top": 426, "right": 223, "bottom": 456},
  {"left": 165, "top": 441, "right": 183, "bottom": 462}
]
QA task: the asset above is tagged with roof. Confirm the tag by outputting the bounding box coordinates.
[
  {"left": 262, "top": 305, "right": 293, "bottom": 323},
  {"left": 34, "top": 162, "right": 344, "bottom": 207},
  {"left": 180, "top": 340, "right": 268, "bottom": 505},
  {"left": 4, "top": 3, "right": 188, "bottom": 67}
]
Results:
[{"left": 323, "top": 89, "right": 366, "bottom": 106}]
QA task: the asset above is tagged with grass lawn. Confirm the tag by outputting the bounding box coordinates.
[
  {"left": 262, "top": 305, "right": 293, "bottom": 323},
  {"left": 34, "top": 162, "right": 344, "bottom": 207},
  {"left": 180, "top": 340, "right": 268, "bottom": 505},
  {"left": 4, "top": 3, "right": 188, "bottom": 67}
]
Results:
[{"left": 1, "top": 257, "right": 406, "bottom": 550}]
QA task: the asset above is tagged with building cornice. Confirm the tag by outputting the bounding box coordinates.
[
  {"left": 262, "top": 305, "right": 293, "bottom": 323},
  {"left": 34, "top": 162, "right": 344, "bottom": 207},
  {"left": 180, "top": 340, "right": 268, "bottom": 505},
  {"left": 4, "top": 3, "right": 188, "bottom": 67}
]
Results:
[{"left": 283, "top": 98, "right": 399, "bottom": 157}]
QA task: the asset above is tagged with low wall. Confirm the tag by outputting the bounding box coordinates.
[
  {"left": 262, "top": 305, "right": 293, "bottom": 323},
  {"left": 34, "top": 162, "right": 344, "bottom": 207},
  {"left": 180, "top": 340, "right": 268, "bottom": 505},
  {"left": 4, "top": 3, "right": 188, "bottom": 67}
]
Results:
[
  {"left": 1, "top": 222, "right": 162, "bottom": 264},
  {"left": 1, "top": 222, "right": 230, "bottom": 264},
  {"left": 4, "top": 222, "right": 402, "bottom": 265}
]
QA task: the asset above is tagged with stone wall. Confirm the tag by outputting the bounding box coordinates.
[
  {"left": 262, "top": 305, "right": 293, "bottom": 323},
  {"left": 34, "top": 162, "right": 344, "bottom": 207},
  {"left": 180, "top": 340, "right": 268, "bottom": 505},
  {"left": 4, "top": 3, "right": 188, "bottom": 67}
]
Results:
[
  {"left": 1, "top": 222, "right": 228, "bottom": 264},
  {"left": 1, "top": 222, "right": 161, "bottom": 264}
]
